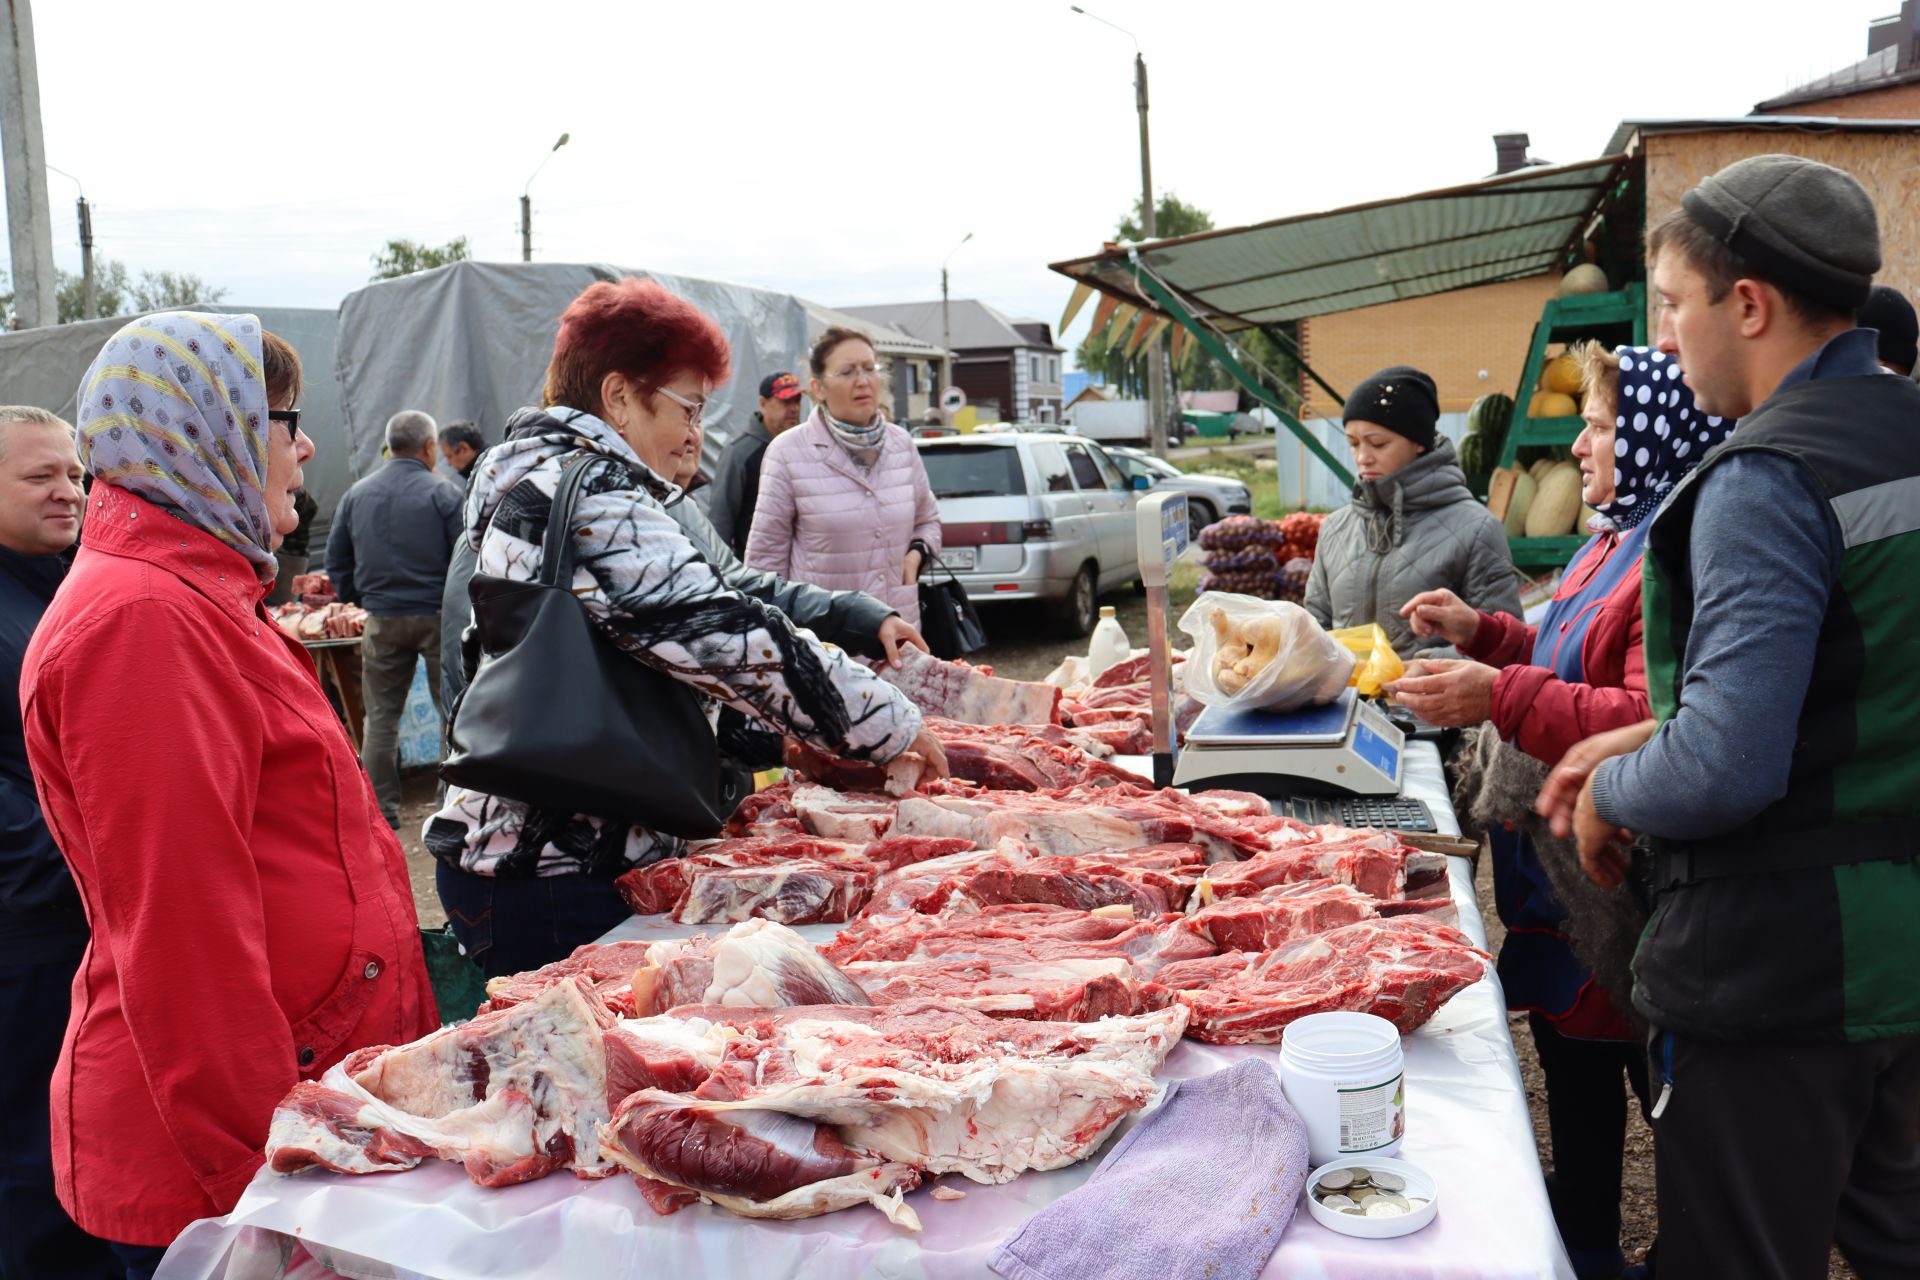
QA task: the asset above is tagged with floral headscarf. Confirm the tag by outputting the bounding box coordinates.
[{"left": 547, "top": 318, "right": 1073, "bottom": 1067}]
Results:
[
  {"left": 75, "top": 311, "right": 278, "bottom": 583},
  {"left": 1599, "top": 347, "right": 1735, "bottom": 532}
]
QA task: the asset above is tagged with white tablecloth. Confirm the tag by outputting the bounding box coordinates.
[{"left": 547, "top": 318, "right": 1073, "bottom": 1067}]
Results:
[{"left": 159, "top": 744, "right": 1572, "bottom": 1280}]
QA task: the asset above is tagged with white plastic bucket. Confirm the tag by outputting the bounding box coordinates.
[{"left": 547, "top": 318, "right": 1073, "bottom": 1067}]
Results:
[{"left": 1279, "top": 1011, "right": 1405, "bottom": 1166}]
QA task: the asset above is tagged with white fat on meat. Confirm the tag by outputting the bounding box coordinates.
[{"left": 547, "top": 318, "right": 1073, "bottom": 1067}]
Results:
[
  {"left": 631, "top": 920, "right": 870, "bottom": 1016},
  {"left": 791, "top": 785, "right": 897, "bottom": 841}
]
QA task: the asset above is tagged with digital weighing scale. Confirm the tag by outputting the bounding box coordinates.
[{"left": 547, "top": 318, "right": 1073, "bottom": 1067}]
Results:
[{"left": 1173, "top": 687, "right": 1406, "bottom": 797}]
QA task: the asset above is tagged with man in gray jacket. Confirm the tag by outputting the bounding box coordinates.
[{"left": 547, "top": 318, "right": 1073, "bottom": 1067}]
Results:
[
  {"left": 328, "top": 410, "right": 464, "bottom": 825},
  {"left": 706, "top": 371, "right": 803, "bottom": 557}
]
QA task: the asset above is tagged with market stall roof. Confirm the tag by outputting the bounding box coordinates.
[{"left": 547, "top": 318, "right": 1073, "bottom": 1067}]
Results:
[{"left": 1048, "top": 156, "right": 1627, "bottom": 330}]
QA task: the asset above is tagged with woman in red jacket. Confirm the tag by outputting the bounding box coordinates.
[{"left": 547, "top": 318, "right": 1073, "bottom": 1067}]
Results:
[
  {"left": 1393, "top": 344, "right": 1733, "bottom": 1278},
  {"left": 20, "top": 312, "right": 438, "bottom": 1274}
]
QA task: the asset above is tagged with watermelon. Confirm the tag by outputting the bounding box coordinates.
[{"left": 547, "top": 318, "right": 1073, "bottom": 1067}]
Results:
[{"left": 1466, "top": 392, "right": 1513, "bottom": 443}]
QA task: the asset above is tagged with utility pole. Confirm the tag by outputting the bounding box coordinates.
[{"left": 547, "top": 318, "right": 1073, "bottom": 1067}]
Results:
[
  {"left": 1134, "top": 49, "right": 1171, "bottom": 460},
  {"left": 941, "top": 232, "right": 972, "bottom": 401},
  {"left": 48, "top": 166, "right": 92, "bottom": 319},
  {"left": 1072, "top": 6, "right": 1169, "bottom": 457},
  {"left": 521, "top": 132, "right": 571, "bottom": 264},
  {"left": 0, "top": 0, "right": 57, "bottom": 328}
]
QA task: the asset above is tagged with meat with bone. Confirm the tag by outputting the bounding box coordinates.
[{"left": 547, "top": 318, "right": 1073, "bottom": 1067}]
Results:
[
  {"left": 630, "top": 920, "right": 871, "bottom": 1017},
  {"left": 649, "top": 1000, "right": 1188, "bottom": 1186},
  {"left": 820, "top": 901, "right": 1216, "bottom": 978},
  {"left": 786, "top": 719, "right": 1137, "bottom": 793},
  {"left": 890, "top": 784, "right": 1286, "bottom": 861},
  {"left": 1157, "top": 914, "right": 1490, "bottom": 1042},
  {"left": 480, "top": 940, "right": 655, "bottom": 1014},
  {"left": 876, "top": 647, "right": 1063, "bottom": 725},
  {"left": 673, "top": 860, "right": 878, "bottom": 926},
  {"left": 600, "top": 1092, "right": 923, "bottom": 1228},
  {"left": 613, "top": 834, "right": 978, "bottom": 922},
  {"left": 842, "top": 954, "right": 1168, "bottom": 1021},
  {"left": 1181, "top": 879, "right": 1380, "bottom": 951},
  {"left": 267, "top": 977, "right": 616, "bottom": 1186},
  {"left": 792, "top": 784, "right": 897, "bottom": 840},
  {"left": 1196, "top": 829, "right": 1449, "bottom": 902}
]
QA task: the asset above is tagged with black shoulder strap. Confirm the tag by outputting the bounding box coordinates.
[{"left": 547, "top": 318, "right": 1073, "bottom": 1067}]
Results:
[{"left": 538, "top": 452, "right": 600, "bottom": 588}]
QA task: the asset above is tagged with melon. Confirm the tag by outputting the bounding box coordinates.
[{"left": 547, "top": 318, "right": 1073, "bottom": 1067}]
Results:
[
  {"left": 1526, "top": 462, "right": 1584, "bottom": 537},
  {"left": 1503, "top": 469, "right": 1538, "bottom": 537},
  {"left": 1529, "top": 457, "right": 1558, "bottom": 482},
  {"left": 1558, "top": 264, "right": 1610, "bottom": 297},
  {"left": 1542, "top": 353, "right": 1584, "bottom": 396},
  {"left": 1466, "top": 392, "right": 1513, "bottom": 442},
  {"left": 1528, "top": 391, "right": 1578, "bottom": 419}
]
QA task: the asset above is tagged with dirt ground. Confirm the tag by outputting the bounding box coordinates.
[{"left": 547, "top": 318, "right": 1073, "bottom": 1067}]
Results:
[{"left": 389, "top": 625, "right": 1859, "bottom": 1278}]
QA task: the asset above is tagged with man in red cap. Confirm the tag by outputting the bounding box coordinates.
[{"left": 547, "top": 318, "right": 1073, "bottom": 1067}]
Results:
[{"left": 708, "top": 370, "right": 804, "bottom": 558}]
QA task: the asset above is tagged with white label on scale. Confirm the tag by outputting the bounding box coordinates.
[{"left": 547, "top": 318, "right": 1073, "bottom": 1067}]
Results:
[{"left": 1336, "top": 1073, "right": 1405, "bottom": 1154}]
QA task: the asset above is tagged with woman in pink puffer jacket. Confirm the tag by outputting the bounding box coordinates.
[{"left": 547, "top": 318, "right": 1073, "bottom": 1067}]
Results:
[{"left": 745, "top": 327, "right": 941, "bottom": 628}]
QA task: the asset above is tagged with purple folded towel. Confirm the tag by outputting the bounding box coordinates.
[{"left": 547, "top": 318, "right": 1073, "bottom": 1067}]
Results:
[{"left": 991, "top": 1059, "right": 1311, "bottom": 1280}]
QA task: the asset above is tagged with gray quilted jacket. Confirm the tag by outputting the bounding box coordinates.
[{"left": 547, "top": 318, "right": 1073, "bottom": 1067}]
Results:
[{"left": 1304, "top": 438, "right": 1523, "bottom": 657}]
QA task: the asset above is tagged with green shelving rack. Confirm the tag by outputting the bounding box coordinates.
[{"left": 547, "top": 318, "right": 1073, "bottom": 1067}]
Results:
[{"left": 1496, "top": 284, "right": 1647, "bottom": 569}]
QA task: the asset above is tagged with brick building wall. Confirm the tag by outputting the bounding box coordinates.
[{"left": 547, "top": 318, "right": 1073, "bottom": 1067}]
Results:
[{"left": 1296, "top": 274, "right": 1560, "bottom": 419}]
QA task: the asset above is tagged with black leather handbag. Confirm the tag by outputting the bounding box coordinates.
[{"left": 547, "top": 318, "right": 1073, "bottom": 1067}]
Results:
[
  {"left": 917, "top": 550, "right": 988, "bottom": 658},
  {"left": 441, "top": 453, "right": 726, "bottom": 838}
]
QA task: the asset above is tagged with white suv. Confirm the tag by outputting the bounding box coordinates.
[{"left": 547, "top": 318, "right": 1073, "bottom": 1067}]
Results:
[{"left": 914, "top": 432, "right": 1140, "bottom": 637}]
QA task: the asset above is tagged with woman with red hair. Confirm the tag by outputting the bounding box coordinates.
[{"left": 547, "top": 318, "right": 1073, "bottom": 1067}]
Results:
[{"left": 426, "top": 279, "right": 946, "bottom": 975}]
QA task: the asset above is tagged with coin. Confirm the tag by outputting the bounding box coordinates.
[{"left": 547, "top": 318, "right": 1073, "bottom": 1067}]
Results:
[
  {"left": 1341, "top": 1206, "right": 1368, "bottom": 1216},
  {"left": 1316, "top": 1169, "right": 1355, "bottom": 1191},
  {"left": 1369, "top": 1171, "right": 1407, "bottom": 1192},
  {"left": 1319, "top": 1194, "right": 1356, "bottom": 1210},
  {"left": 1379, "top": 1193, "right": 1411, "bottom": 1210},
  {"left": 1365, "top": 1202, "right": 1407, "bottom": 1218}
]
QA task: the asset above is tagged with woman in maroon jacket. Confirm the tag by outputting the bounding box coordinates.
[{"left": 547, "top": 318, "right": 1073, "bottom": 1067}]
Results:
[
  {"left": 20, "top": 313, "right": 438, "bottom": 1273},
  {"left": 1392, "top": 344, "right": 1733, "bottom": 1278}
]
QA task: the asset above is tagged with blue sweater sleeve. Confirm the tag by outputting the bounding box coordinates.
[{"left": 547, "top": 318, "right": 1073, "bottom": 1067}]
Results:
[{"left": 1590, "top": 452, "right": 1840, "bottom": 837}]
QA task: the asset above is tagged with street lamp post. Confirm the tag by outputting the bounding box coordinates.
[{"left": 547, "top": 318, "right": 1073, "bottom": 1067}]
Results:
[
  {"left": 1071, "top": 6, "right": 1169, "bottom": 457},
  {"left": 520, "top": 132, "right": 571, "bottom": 263},
  {"left": 940, "top": 231, "right": 973, "bottom": 400},
  {"left": 45, "top": 163, "right": 91, "bottom": 319}
]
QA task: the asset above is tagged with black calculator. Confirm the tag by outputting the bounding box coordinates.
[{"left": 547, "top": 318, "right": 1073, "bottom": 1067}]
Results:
[{"left": 1271, "top": 795, "right": 1438, "bottom": 833}]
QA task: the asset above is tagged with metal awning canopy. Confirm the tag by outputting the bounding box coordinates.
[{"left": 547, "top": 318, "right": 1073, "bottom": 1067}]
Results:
[{"left": 1049, "top": 155, "right": 1628, "bottom": 330}]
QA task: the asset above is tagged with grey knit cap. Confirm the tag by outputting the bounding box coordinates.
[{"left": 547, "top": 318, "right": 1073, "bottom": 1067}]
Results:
[{"left": 1680, "top": 154, "right": 1881, "bottom": 310}]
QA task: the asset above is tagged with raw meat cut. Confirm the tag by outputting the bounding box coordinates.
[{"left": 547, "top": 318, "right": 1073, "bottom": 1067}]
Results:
[
  {"left": 481, "top": 940, "right": 654, "bottom": 1014},
  {"left": 647, "top": 1001, "right": 1188, "bottom": 1185},
  {"left": 842, "top": 954, "right": 1168, "bottom": 1020},
  {"left": 1157, "top": 915, "right": 1490, "bottom": 1042},
  {"left": 891, "top": 784, "right": 1283, "bottom": 861},
  {"left": 630, "top": 920, "right": 871, "bottom": 1016},
  {"left": 877, "top": 647, "right": 1063, "bottom": 726},
  {"left": 792, "top": 784, "right": 897, "bottom": 840},
  {"left": 613, "top": 834, "right": 979, "bottom": 923},
  {"left": 1198, "top": 831, "right": 1446, "bottom": 902},
  {"left": 267, "top": 977, "right": 617, "bottom": 1186},
  {"left": 1182, "top": 880, "right": 1378, "bottom": 951},
  {"left": 820, "top": 901, "right": 1216, "bottom": 977},
  {"left": 600, "top": 1091, "right": 923, "bottom": 1227},
  {"left": 673, "top": 860, "right": 877, "bottom": 925}
]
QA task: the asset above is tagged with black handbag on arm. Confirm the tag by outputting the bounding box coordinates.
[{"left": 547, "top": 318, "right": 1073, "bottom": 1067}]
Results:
[
  {"left": 917, "top": 549, "right": 987, "bottom": 658},
  {"left": 441, "top": 453, "right": 727, "bottom": 838}
]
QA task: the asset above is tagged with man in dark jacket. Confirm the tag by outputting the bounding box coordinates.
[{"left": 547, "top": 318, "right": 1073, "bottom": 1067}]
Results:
[
  {"left": 0, "top": 406, "right": 118, "bottom": 1278},
  {"left": 327, "top": 410, "right": 464, "bottom": 826},
  {"left": 707, "top": 371, "right": 803, "bottom": 557},
  {"left": 1543, "top": 156, "right": 1920, "bottom": 1278}
]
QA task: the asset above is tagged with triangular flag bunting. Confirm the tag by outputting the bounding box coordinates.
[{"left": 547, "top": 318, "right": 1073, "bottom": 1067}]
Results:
[{"left": 1060, "top": 281, "right": 1095, "bottom": 333}]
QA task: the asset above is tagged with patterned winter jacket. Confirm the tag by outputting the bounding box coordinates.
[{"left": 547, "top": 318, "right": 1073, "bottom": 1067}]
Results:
[
  {"left": 424, "top": 408, "right": 923, "bottom": 878},
  {"left": 743, "top": 409, "right": 941, "bottom": 629}
]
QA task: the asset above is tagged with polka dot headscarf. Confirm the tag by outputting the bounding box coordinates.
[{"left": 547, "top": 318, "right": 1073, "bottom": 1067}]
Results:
[{"left": 1600, "top": 347, "right": 1734, "bottom": 532}]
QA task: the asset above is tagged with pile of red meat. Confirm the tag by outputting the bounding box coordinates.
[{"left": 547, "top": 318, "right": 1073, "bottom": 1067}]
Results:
[
  {"left": 262, "top": 651, "right": 1489, "bottom": 1232},
  {"left": 269, "top": 573, "right": 367, "bottom": 641}
]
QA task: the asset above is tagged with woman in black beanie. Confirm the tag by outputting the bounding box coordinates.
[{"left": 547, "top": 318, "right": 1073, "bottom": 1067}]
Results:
[{"left": 1303, "top": 365, "right": 1522, "bottom": 656}]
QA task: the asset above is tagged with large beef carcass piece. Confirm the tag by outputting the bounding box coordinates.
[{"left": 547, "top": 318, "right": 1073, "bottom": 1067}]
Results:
[
  {"left": 629, "top": 920, "right": 872, "bottom": 1016},
  {"left": 876, "top": 647, "right": 1063, "bottom": 726},
  {"left": 599, "top": 1000, "right": 1189, "bottom": 1225},
  {"left": 267, "top": 977, "right": 617, "bottom": 1186},
  {"left": 1157, "top": 914, "right": 1490, "bottom": 1042}
]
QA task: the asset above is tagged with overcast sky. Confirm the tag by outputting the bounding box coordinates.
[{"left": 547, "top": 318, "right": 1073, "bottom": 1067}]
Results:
[{"left": 8, "top": 0, "right": 1892, "bottom": 366}]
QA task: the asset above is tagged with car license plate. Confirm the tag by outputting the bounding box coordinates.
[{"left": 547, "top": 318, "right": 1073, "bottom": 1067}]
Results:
[{"left": 944, "top": 546, "right": 976, "bottom": 571}]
